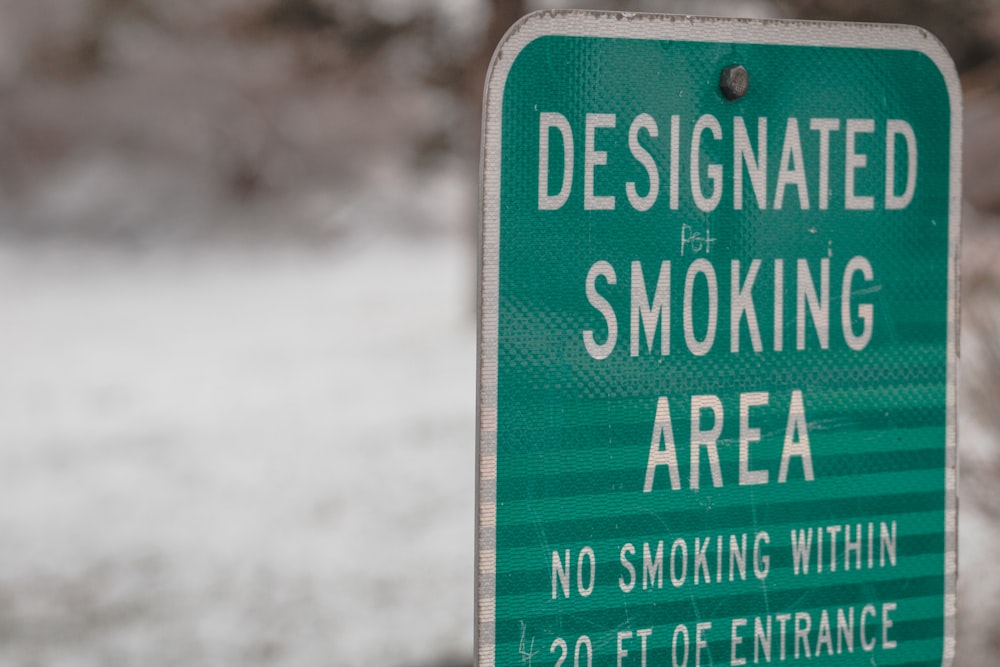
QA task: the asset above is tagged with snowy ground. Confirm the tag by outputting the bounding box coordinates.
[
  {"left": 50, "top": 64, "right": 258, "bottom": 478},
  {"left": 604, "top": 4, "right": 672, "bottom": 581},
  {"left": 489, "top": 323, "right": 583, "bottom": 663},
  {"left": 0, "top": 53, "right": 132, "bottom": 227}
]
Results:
[
  {"left": 1, "top": 227, "right": 998, "bottom": 666},
  {"left": 0, "top": 236, "right": 476, "bottom": 667}
]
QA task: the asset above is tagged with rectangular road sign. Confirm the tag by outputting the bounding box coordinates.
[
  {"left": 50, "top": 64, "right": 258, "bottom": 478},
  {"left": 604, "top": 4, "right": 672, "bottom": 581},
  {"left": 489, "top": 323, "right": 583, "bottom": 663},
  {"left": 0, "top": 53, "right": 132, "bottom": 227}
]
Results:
[{"left": 478, "top": 11, "right": 960, "bottom": 667}]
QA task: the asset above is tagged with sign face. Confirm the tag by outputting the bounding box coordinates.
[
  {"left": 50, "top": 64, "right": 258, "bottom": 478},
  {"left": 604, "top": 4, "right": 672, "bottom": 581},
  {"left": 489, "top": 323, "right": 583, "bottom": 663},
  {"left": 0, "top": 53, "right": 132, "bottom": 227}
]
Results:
[{"left": 478, "top": 12, "right": 959, "bottom": 667}]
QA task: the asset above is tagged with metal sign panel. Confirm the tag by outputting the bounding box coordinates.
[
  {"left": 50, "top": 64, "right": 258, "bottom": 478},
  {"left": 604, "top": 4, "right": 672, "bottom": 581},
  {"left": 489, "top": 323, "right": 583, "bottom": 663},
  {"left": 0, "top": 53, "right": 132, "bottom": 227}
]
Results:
[{"left": 478, "top": 12, "right": 959, "bottom": 667}]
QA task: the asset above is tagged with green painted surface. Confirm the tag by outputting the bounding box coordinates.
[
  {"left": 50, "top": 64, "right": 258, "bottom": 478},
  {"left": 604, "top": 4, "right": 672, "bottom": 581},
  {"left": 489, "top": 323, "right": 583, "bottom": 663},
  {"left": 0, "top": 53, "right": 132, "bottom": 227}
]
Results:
[{"left": 491, "top": 29, "right": 953, "bottom": 667}]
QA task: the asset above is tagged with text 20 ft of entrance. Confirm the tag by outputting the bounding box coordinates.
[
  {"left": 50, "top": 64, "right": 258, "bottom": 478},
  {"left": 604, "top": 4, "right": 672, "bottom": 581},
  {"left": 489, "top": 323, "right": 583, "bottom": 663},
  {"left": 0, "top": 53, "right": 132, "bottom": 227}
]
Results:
[{"left": 478, "top": 12, "right": 959, "bottom": 667}]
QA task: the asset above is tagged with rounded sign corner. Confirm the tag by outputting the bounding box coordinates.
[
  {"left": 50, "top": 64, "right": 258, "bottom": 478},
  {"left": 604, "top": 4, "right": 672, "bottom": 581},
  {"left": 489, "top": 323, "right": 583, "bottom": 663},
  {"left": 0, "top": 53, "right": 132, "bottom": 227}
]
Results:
[
  {"left": 482, "top": 11, "right": 559, "bottom": 109},
  {"left": 902, "top": 23, "right": 962, "bottom": 88}
]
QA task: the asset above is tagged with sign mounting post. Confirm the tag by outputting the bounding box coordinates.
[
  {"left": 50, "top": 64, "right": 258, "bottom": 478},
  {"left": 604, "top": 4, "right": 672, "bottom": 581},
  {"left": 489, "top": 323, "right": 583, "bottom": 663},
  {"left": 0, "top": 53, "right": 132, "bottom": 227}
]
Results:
[{"left": 478, "top": 11, "right": 960, "bottom": 667}]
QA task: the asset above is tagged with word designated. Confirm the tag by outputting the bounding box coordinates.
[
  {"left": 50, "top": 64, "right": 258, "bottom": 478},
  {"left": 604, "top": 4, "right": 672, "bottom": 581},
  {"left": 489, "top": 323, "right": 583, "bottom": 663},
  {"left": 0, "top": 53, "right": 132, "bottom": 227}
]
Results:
[{"left": 539, "top": 112, "right": 917, "bottom": 213}]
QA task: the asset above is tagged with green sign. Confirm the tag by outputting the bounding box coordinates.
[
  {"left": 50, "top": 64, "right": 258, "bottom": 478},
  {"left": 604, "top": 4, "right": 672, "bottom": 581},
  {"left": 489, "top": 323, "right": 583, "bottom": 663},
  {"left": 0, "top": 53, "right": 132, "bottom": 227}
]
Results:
[{"left": 478, "top": 12, "right": 959, "bottom": 667}]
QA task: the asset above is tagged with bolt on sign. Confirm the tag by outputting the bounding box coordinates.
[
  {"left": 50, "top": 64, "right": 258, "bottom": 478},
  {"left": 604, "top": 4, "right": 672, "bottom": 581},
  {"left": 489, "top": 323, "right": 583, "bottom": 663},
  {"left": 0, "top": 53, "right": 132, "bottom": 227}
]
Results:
[{"left": 477, "top": 11, "right": 960, "bottom": 667}]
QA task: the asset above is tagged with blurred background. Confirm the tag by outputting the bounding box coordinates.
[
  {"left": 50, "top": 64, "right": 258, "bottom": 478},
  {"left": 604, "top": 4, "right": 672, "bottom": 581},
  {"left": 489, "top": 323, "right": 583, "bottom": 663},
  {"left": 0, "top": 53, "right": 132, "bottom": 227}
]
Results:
[{"left": 0, "top": 0, "right": 997, "bottom": 665}]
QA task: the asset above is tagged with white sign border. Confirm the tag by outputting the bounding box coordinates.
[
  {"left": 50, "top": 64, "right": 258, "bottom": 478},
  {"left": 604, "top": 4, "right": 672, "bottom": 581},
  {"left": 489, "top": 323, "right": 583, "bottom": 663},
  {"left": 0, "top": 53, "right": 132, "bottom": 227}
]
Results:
[{"left": 477, "top": 11, "right": 962, "bottom": 667}]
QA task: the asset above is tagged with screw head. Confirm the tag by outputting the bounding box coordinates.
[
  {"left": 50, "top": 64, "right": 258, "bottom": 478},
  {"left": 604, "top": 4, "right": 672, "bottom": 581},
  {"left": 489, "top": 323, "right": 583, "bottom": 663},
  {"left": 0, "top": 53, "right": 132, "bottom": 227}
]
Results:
[{"left": 720, "top": 64, "right": 749, "bottom": 100}]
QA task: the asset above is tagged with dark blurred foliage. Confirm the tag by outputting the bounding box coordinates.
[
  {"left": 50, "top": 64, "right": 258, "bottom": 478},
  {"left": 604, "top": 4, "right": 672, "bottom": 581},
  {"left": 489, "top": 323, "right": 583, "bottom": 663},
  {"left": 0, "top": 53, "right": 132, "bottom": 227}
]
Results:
[
  {"left": 3, "top": 0, "right": 997, "bottom": 242},
  {"left": 0, "top": 0, "right": 496, "bottom": 240},
  {"left": 777, "top": 0, "right": 1000, "bottom": 72}
]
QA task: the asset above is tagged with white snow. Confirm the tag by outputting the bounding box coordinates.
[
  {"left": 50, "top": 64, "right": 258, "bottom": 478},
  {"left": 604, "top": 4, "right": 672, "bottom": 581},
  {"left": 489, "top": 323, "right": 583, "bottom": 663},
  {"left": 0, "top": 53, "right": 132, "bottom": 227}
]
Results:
[
  {"left": 0, "top": 237, "right": 476, "bottom": 666},
  {"left": 0, "top": 227, "right": 998, "bottom": 665}
]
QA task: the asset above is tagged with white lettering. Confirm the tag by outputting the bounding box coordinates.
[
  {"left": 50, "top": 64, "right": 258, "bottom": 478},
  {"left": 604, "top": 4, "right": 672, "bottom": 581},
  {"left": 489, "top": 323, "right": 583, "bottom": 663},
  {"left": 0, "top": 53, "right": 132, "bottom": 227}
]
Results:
[
  {"left": 797, "top": 258, "right": 830, "bottom": 350},
  {"left": 809, "top": 118, "right": 840, "bottom": 210},
  {"left": 778, "top": 390, "right": 815, "bottom": 482},
  {"left": 632, "top": 261, "right": 671, "bottom": 356},
  {"left": 845, "top": 118, "right": 875, "bottom": 210},
  {"left": 643, "top": 541, "right": 664, "bottom": 590},
  {"left": 691, "top": 115, "right": 722, "bottom": 212},
  {"left": 731, "top": 618, "right": 748, "bottom": 666},
  {"left": 627, "top": 114, "right": 660, "bottom": 211},
  {"left": 619, "top": 543, "right": 636, "bottom": 593},
  {"left": 669, "top": 115, "right": 681, "bottom": 209},
  {"left": 577, "top": 546, "right": 596, "bottom": 597},
  {"left": 739, "top": 391, "right": 770, "bottom": 485},
  {"left": 733, "top": 116, "right": 768, "bottom": 209},
  {"left": 775, "top": 117, "right": 809, "bottom": 209},
  {"left": 539, "top": 112, "right": 574, "bottom": 210},
  {"left": 585, "top": 113, "right": 616, "bottom": 210},
  {"left": 683, "top": 259, "right": 718, "bottom": 356},
  {"left": 583, "top": 261, "right": 617, "bottom": 360},
  {"left": 841, "top": 256, "right": 875, "bottom": 351},
  {"left": 885, "top": 120, "right": 917, "bottom": 210},
  {"left": 645, "top": 397, "right": 681, "bottom": 492},
  {"left": 690, "top": 394, "right": 724, "bottom": 490},
  {"left": 552, "top": 549, "right": 570, "bottom": 599},
  {"left": 731, "top": 259, "right": 763, "bottom": 353}
]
